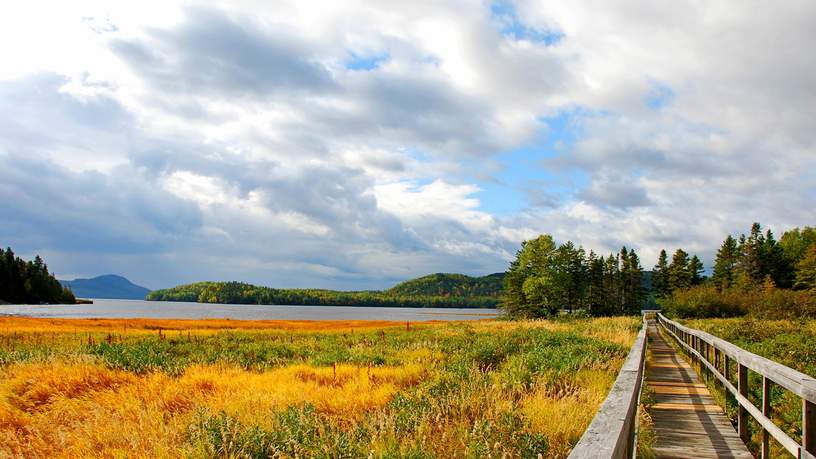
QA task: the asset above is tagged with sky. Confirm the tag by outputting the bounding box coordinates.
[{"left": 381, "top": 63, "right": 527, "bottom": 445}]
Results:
[{"left": 1, "top": 0, "right": 814, "bottom": 290}]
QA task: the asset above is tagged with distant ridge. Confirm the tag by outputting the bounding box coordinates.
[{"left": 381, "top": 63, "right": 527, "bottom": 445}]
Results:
[
  {"left": 60, "top": 274, "right": 150, "bottom": 300},
  {"left": 386, "top": 272, "right": 505, "bottom": 297},
  {"left": 146, "top": 272, "right": 504, "bottom": 308}
]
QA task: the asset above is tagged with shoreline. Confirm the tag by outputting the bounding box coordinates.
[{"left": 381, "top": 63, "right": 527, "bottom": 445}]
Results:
[{"left": 0, "top": 316, "right": 475, "bottom": 333}]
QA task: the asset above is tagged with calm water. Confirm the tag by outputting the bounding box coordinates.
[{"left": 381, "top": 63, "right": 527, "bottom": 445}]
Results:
[{"left": 0, "top": 299, "right": 500, "bottom": 321}]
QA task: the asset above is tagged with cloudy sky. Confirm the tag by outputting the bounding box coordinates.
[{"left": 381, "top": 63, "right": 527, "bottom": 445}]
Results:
[{"left": 1, "top": 0, "right": 814, "bottom": 290}]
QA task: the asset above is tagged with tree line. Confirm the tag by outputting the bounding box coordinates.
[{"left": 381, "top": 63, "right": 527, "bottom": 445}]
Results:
[
  {"left": 648, "top": 223, "right": 814, "bottom": 318},
  {"left": 386, "top": 273, "right": 504, "bottom": 297},
  {"left": 502, "top": 235, "right": 646, "bottom": 317},
  {"left": 0, "top": 247, "right": 76, "bottom": 304},
  {"left": 502, "top": 223, "right": 815, "bottom": 318},
  {"left": 147, "top": 281, "right": 500, "bottom": 308},
  {"left": 710, "top": 223, "right": 815, "bottom": 291}
]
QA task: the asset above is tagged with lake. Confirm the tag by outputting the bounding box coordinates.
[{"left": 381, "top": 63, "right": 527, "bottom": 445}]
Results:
[{"left": 0, "top": 298, "right": 500, "bottom": 321}]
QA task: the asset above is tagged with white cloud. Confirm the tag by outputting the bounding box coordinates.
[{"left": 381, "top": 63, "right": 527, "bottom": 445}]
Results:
[{"left": 0, "top": 0, "right": 813, "bottom": 288}]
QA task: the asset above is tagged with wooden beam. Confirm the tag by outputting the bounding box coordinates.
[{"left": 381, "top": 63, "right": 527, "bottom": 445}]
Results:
[
  {"left": 762, "top": 376, "right": 771, "bottom": 459},
  {"left": 738, "top": 363, "right": 748, "bottom": 443},
  {"left": 805, "top": 399, "right": 816, "bottom": 457}
]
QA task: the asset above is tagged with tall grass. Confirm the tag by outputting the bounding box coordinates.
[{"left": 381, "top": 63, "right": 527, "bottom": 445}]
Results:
[{"left": 0, "top": 316, "right": 639, "bottom": 458}]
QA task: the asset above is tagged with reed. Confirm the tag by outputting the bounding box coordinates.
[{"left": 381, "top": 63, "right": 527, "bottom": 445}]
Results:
[{"left": 0, "top": 316, "right": 639, "bottom": 458}]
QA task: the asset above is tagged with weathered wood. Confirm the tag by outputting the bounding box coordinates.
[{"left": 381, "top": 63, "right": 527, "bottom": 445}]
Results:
[
  {"left": 568, "top": 318, "right": 647, "bottom": 459},
  {"left": 658, "top": 314, "right": 816, "bottom": 403},
  {"left": 806, "top": 399, "right": 816, "bottom": 457},
  {"left": 738, "top": 363, "right": 748, "bottom": 443},
  {"left": 646, "top": 321, "right": 753, "bottom": 459},
  {"left": 762, "top": 376, "right": 771, "bottom": 459},
  {"left": 658, "top": 313, "right": 815, "bottom": 458}
]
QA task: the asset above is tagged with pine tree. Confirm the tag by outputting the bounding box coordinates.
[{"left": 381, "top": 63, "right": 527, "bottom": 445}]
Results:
[
  {"left": 738, "top": 223, "right": 765, "bottom": 286},
  {"left": 712, "top": 235, "right": 738, "bottom": 289},
  {"left": 652, "top": 249, "right": 670, "bottom": 297},
  {"left": 619, "top": 247, "right": 630, "bottom": 312},
  {"left": 602, "top": 253, "right": 620, "bottom": 316},
  {"left": 586, "top": 251, "right": 605, "bottom": 315},
  {"left": 668, "top": 249, "right": 691, "bottom": 292},
  {"left": 627, "top": 250, "right": 645, "bottom": 312},
  {"left": 762, "top": 229, "right": 793, "bottom": 288},
  {"left": 689, "top": 255, "right": 704, "bottom": 285}
]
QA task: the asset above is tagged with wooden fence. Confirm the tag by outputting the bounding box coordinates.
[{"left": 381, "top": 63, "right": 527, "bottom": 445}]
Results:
[
  {"left": 657, "top": 313, "right": 816, "bottom": 459},
  {"left": 568, "top": 315, "right": 648, "bottom": 458}
]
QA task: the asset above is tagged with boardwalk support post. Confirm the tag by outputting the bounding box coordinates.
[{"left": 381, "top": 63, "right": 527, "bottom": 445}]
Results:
[
  {"left": 805, "top": 399, "right": 816, "bottom": 457},
  {"left": 762, "top": 376, "right": 771, "bottom": 459},
  {"left": 738, "top": 363, "right": 749, "bottom": 443}
]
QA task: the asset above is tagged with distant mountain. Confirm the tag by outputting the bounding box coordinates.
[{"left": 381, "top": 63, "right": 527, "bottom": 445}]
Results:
[
  {"left": 386, "top": 272, "right": 505, "bottom": 297},
  {"left": 60, "top": 274, "right": 150, "bottom": 300}
]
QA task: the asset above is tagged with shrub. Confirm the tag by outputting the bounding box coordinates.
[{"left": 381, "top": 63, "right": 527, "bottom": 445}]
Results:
[
  {"left": 658, "top": 285, "right": 748, "bottom": 318},
  {"left": 659, "top": 284, "right": 816, "bottom": 319}
]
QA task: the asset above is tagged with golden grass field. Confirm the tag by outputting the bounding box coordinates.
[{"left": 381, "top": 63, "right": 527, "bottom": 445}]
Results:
[{"left": 0, "top": 316, "right": 640, "bottom": 458}]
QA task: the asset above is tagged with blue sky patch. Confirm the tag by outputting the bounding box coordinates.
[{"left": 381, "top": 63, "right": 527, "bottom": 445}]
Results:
[
  {"left": 473, "top": 110, "right": 585, "bottom": 215},
  {"left": 345, "top": 51, "right": 390, "bottom": 71},
  {"left": 645, "top": 82, "right": 674, "bottom": 109},
  {"left": 490, "top": 1, "right": 563, "bottom": 45}
]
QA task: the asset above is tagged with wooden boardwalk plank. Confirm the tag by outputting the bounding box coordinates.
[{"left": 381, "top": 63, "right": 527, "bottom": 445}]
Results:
[{"left": 645, "top": 321, "right": 753, "bottom": 459}]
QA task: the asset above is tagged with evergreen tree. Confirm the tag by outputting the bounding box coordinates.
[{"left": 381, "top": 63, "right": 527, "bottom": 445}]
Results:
[
  {"left": 668, "top": 249, "right": 691, "bottom": 292},
  {"left": 738, "top": 223, "right": 766, "bottom": 286},
  {"left": 689, "top": 255, "right": 704, "bottom": 286},
  {"left": 762, "top": 229, "right": 793, "bottom": 288},
  {"left": 626, "top": 250, "right": 645, "bottom": 312},
  {"left": 652, "top": 249, "right": 670, "bottom": 297},
  {"left": 560, "top": 242, "right": 587, "bottom": 312},
  {"left": 712, "top": 235, "right": 738, "bottom": 289},
  {"left": 585, "top": 251, "right": 605, "bottom": 315},
  {"left": 601, "top": 253, "right": 620, "bottom": 315},
  {"left": 0, "top": 247, "right": 75, "bottom": 304},
  {"left": 619, "top": 247, "right": 630, "bottom": 312}
]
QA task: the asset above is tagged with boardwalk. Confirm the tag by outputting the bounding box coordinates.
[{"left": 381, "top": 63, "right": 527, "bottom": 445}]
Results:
[{"left": 645, "top": 320, "right": 753, "bottom": 459}]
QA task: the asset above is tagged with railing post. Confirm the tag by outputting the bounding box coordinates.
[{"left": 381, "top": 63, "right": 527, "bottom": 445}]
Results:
[
  {"left": 761, "top": 376, "right": 771, "bottom": 459},
  {"left": 805, "top": 398, "right": 816, "bottom": 456},
  {"left": 714, "top": 348, "right": 721, "bottom": 374},
  {"left": 724, "top": 355, "right": 731, "bottom": 383},
  {"left": 738, "top": 364, "right": 749, "bottom": 443}
]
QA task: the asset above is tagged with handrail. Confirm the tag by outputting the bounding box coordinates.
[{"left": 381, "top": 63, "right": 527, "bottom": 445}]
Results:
[
  {"left": 657, "top": 313, "right": 816, "bottom": 459},
  {"left": 569, "top": 315, "right": 648, "bottom": 459}
]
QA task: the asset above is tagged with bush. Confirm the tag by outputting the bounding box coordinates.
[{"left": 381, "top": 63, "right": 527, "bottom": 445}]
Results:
[
  {"left": 659, "top": 284, "right": 816, "bottom": 319},
  {"left": 658, "top": 285, "right": 747, "bottom": 318}
]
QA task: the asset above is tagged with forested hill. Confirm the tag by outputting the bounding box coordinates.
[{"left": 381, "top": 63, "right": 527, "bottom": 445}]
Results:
[
  {"left": 386, "top": 273, "right": 504, "bottom": 297},
  {"left": 1, "top": 247, "right": 76, "bottom": 304},
  {"left": 146, "top": 279, "right": 500, "bottom": 308}
]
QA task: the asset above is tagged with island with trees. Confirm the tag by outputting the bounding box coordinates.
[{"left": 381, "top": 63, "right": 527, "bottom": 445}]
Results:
[{"left": 146, "top": 273, "right": 503, "bottom": 308}]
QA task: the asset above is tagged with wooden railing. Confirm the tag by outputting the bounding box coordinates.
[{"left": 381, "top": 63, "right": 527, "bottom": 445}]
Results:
[
  {"left": 568, "top": 315, "right": 648, "bottom": 458},
  {"left": 657, "top": 313, "right": 816, "bottom": 459}
]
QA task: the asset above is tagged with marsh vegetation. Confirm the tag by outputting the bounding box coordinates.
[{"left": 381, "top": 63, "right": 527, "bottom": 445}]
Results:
[{"left": 0, "top": 316, "right": 638, "bottom": 458}]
